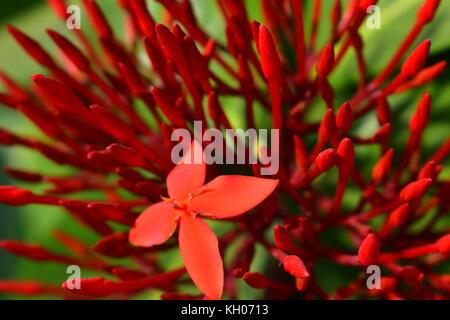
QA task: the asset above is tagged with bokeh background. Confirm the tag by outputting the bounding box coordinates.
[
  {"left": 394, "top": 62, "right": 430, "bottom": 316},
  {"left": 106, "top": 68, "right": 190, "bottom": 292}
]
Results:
[{"left": 0, "top": 0, "right": 449, "bottom": 299}]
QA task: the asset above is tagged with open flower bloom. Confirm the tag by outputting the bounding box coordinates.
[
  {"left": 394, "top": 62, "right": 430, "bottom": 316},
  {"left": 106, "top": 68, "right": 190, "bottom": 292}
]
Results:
[{"left": 129, "top": 141, "right": 279, "bottom": 299}]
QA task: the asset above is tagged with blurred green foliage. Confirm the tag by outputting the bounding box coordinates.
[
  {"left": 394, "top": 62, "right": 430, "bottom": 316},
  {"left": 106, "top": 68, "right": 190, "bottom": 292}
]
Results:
[{"left": 0, "top": 0, "right": 449, "bottom": 299}]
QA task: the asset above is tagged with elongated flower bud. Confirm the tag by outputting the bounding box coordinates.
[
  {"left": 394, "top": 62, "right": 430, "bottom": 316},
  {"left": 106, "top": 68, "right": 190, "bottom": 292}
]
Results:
[
  {"left": 82, "top": 0, "right": 114, "bottom": 39},
  {"left": 401, "top": 40, "right": 431, "bottom": 79},
  {"left": 274, "top": 225, "right": 299, "bottom": 253},
  {"left": 400, "top": 178, "right": 432, "bottom": 202},
  {"left": 387, "top": 203, "right": 410, "bottom": 229},
  {"left": 436, "top": 234, "right": 450, "bottom": 254},
  {"left": 316, "top": 43, "right": 335, "bottom": 76},
  {"left": 417, "top": 0, "right": 441, "bottom": 25},
  {"left": 108, "top": 144, "right": 147, "bottom": 167},
  {"left": 336, "top": 102, "right": 353, "bottom": 132},
  {"left": 0, "top": 241, "right": 54, "bottom": 261},
  {"left": 258, "top": 25, "right": 281, "bottom": 80},
  {"left": 93, "top": 232, "right": 131, "bottom": 258},
  {"left": 372, "top": 149, "right": 394, "bottom": 184},
  {"left": 409, "top": 92, "right": 431, "bottom": 133},
  {"left": 6, "top": 26, "right": 54, "bottom": 67},
  {"left": 418, "top": 161, "right": 439, "bottom": 180},
  {"left": 47, "top": 30, "right": 91, "bottom": 71},
  {"left": 315, "top": 149, "right": 336, "bottom": 172},
  {"left": 318, "top": 109, "right": 335, "bottom": 142},
  {"left": 283, "top": 255, "right": 310, "bottom": 279},
  {"left": 31, "top": 74, "right": 91, "bottom": 120},
  {"left": 337, "top": 138, "right": 355, "bottom": 168},
  {"left": 0, "top": 186, "right": 34, "bottom": 206},
  {"left": 358, "top": 233, "right": 380, "bottom": 266},
  {"left": 155, "top": 24, "right": 186, "bottom": 64}
]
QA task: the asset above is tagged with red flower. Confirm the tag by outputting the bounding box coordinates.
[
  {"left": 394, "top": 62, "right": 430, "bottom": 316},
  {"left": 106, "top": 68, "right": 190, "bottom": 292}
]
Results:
[{"left": 129, "top": 141, "right": 278, "bottom": 299}]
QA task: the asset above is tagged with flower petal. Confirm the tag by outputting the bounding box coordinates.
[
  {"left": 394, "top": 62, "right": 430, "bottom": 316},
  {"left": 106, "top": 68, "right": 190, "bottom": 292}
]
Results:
[
  {"left": 167, "top": 140, "right": 206, "bottom": 202},
  {"left": 179, "top": 215, "right": 223, "bottom": 300},
  {"left": 190, "top": 175, "right": 279, "bottom": 218},
  {"left": 129, "top": 202, "right": 179, "bottom": 247}
]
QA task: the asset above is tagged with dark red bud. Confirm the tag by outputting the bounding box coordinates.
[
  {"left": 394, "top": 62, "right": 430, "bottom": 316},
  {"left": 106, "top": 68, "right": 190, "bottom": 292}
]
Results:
[
  {"left": 93, "top": 232, "right": 131, "bottom": 258},
  {"left": 47, "top": 30, "right": 91, "bottom": 71},
  {"left": 6, "top": 26, "right": 54, "bottom": 67},
  {"left": 108, "top": 144, "right": 147, "bottom": 167}
]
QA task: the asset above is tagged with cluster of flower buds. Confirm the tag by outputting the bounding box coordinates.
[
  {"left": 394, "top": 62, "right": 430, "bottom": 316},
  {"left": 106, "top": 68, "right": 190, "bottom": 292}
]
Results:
[{"left": 0, "top": 0, "right": 449, "bottom": 300}]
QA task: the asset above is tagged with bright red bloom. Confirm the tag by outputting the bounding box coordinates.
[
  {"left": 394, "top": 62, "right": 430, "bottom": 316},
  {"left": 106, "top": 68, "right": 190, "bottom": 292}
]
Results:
[{"left": 129, "top": 141, "right": 278, "bottom": 299}]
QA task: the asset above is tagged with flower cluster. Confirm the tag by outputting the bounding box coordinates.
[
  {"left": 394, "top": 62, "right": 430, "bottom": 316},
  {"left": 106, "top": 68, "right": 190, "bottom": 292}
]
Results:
[{"left": 0, "top": 0, "right": 449, "bottom": 300}]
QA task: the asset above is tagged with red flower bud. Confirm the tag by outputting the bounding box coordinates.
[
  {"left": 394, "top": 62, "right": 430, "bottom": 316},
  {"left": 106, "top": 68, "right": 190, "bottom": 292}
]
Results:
[
  {"left": 417, "top": 0, "right": 441, "bottom": 25},
  {"left": 274, "top": 225, "right": 299, "bottom": 253},
  {"left": 258, "top": 25, "right": 281, "bottom": 80},
  {"left": 0, "top": 186, "right": 34, "bottom": 206},
  {"left": 358, "top": 233, "right": 380, "bottom": 266},
  {"left": 409, "top": 92, "right": 431, "bottom": 133},
  {"left": 151, "top": 87, "right": 184, "bottom": 126},
  {"left": 47, "top": 0, "right": 69, "bottom": 20},
  {"left": 373, "top": 123, "right": 391, "bottom": 143},
  {"left": 93, "top": 232, "right": 131, "bottom": 258},
  {"left": 418, "top": 161, "right": 439, "bottom": 180},
  {"left": 388, "top": 203, "right": 410, "bottom": 229},
  {"left": 242, "top": 272, "right": 269, "bottom": 289},
  {"left": 282, "top": 255, "right": 310, "bottom": 279},
  {"left": 315, "top": 149, "right": 336, "bottom": 172},
  {"left": 5, "top": 169, "right": 42, "bottom": 183},
  {"left": 399, "top": 266, "right": 425, "bottom": 284},
  {"left": 337, "top": 138, "right": 355, "bottom": 167},
  {"left": 318, "top": 109, "right": 336, "bottom": 142},
  {"left": 128, "top": 0, "right": 156, "bottom": 39},
  {"left": 377, "top": 96, "right": 391, "bottom": 125},
  {"left": 119, "top": 62, "right": 149, "bottom": 96},
  {"left": 155, "top": 24, "right": 186, "bottom": 64},
  {"left": 372, "top": 149, "right": 394, "bottom": 184},
  {"left": 31, "top": 74, "right": 91, "bottom": 120},
  {"left": 294, "top": 135, "right": 309, "bottom": 170},
  {"left": 82, "top": 0, "right": 114, "bottom": 39},
  {"left": 400, "top": 178, "right": 432, "bottom": 202},
  {"left": 0, "top": 280, "right": 47, "bottom": 296},
  {"left": 336, "top": 102, "right": 353, "bottom": 132},
  {"left": 316, "top": 43, "right": 335, "bottom": 76},
  {"left": 47, "top": 30, "right": 91, "bottom": 71},
  {"left": 436, "top": 234, "right": 450, "bottom": 254},
  {"left": 0, "top": 240, "right": 53, "bottom": 261},
  {"left": 6, "top": 26, "right": 54, "bottom": 67},
  {"left": 108, "top": 144, "right": 147, "bottom": 167},
  {"left": 401, "top": 40, "right": 431, "bottom": 79}
]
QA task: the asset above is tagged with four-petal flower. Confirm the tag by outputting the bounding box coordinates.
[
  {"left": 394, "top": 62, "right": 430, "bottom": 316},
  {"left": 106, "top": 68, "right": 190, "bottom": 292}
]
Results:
[{"left": 129, "top": 141, "right": 279, "bottom": 299}]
